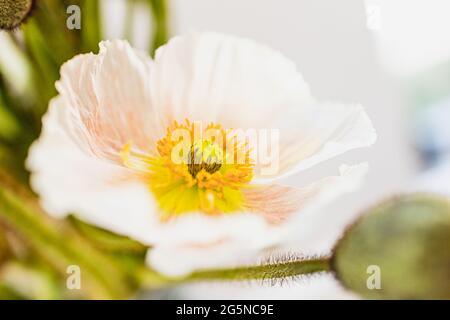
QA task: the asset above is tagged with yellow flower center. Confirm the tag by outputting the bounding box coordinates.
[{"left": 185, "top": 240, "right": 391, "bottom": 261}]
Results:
[{"left": 120, "top": 120, "right": 254, "bottom": 219}]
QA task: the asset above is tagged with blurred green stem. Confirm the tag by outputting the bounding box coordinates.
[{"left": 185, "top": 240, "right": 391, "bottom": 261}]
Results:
[
  {"left": 148, "top": 0, "right": 170, "bottom": 54},
  {"left": 0, "top": 170, "right": 135, "bottom": 299},
  {"left": 0, "top": 261, "right": 61, "bottom": 299},
  {"left": 82, "top": 0, "right": 102, "bottom": 52},
  {"left": 0, "top": 75, "right": 37, "bottom": 182},
  {"left": 23, "top": 20, "right": 59, "bottom": 111},
  {"left": 0, "top": 92, "right": 21, "bottom": 142}
]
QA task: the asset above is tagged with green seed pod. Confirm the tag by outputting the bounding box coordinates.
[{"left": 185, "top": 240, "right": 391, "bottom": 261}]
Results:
[
  {"left": 0, "top": 0, "right": 35, "bottom": 30},
  {"left": 332, "top": 194, "right": 450, "bottom": 299}
]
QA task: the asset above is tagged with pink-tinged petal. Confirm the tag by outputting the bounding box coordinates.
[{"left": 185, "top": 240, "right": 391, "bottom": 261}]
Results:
[
  {"left": 56, "top": 40, "right": 167, "bottom": 163},
  {"left": 244, "top": 163, "right": 369, "bottom": 224},
  {"left": 26, "top": 97, "right": 160, "bottom": 244}
]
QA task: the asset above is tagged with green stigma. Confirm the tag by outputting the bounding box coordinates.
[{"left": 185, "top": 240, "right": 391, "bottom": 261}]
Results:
[{"left": 188, "top": 139, "right": 224, "bottom": 177}]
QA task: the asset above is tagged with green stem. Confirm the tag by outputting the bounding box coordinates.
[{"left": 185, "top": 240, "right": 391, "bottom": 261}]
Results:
[
  {"left": 189, "top": 258, "right": 330, "bottom": 281},
  {"left": 138, "top": 257, "right": 331, "bottom": 289},
  {"left": 148, "top": 0, "right": 170, "bottom": 54}
]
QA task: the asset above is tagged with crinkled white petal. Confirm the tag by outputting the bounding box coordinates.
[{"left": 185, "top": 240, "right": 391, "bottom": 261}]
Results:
[
  {"left": 26, "top": 97, "right": 159, "bottom": 244},
  {"left": 56, "top": 40, "right": 167, "bottom": 161}
]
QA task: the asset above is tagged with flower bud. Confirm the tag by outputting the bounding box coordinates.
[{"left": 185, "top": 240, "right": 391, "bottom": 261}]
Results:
[
  {"left": 332, "top": 194, "right": 450, "bottom": 299},
  {"left": 0, "top": 0, "right": 35, "bottom": 30}
]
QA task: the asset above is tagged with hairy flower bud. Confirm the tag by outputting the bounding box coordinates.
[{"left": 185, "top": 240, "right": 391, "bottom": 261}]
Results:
[
  {"left": 0, "top": 0, "right": 35, "bottom": 30},
  {"left": 332, "top": 194, "right": 450, "bottom": 299}
]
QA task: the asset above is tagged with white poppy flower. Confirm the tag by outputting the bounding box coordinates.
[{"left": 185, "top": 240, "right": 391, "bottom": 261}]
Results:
[{"left": 26, "top": 32, "right": 376, "bottom": 276}]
